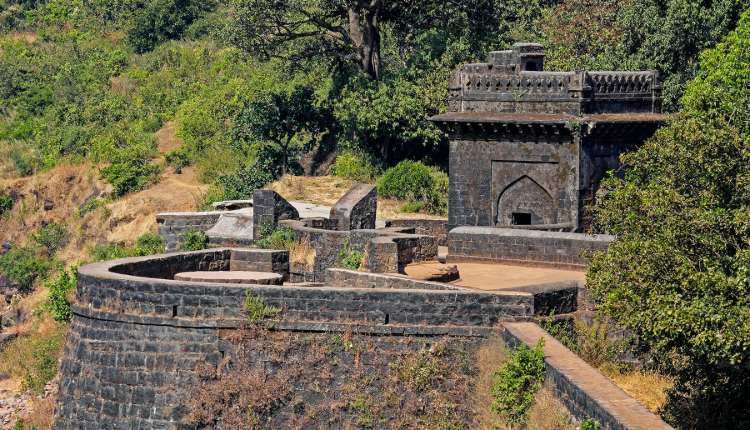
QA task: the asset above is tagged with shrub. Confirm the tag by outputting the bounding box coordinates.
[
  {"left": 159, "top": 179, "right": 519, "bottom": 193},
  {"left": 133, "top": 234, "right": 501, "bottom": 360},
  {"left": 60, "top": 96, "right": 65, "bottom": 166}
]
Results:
[
  {"left": 244, "top": 290, "right": 280, "bottom": 324},
  {"left": 540, "top": 317, "right": 628, "bottom": 370},
  {"left": 100, "top": 156, "right": 161, "bottom": 197},
  {"left": 180, "top": 229, "right": 208, "bottom": 251},
  {"left": 491, "top": 340, "right": 546, "bottom": 426},
  {"left": 339, "top": 247, "right": 365, "bottom": 270},
  {"left": 45, "top": 269, "right": 76, "bottom": 322},
  {"left": 135, "top": 232, "right": 165, "bottom": 255},
  {"left": 376, "top": 160, "right": 448, "bottom": 216},
  {"left": 0, "top": 245, "right": 51, "bottom": 293},
  {"left": 90, "top": 243, "right": 132, "bottom": 261},
  {"left": 0, "top": 193, "right": 13, "bottom": 216},
  {"left": 330, "top": 151, "right": 378, "bottom": 182},
  {"left": 33, "top": 223, "right": 68, "bottom": 255},
  {"left": 377, "top": 160, "right": 434, "bottom": 201},
  {"left": 580, "top": 418, "right": 601, "bottom": 430},
  {"left": 165, "top": 149, "right": 190, "bottom": 173},
  {"left": 255, "top": 225, "right": 296, "bottom": 250}
]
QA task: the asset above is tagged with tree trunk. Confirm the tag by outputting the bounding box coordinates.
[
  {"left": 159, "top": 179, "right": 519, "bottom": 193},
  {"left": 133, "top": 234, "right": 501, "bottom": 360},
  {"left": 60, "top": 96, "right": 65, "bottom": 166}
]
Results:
[{"left": 348, "top": 1, "right": 382, "bottom": 80}]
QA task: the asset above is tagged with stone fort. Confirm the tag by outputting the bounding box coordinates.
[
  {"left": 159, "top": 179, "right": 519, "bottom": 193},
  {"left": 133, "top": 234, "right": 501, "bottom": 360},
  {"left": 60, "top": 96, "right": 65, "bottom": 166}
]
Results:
[{"left": 53, "top": 43, "right": 672, "bottom": 430}]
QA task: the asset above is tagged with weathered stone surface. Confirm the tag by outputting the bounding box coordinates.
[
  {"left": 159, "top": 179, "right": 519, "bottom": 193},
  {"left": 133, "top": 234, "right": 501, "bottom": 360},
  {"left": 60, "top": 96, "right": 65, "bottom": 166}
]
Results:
[
  {"left": 156, "top": 212, "right": 223, "bottom": 251},
  {"left": 448, "top": 227, "right": 613, "bottom": 269},
  {"left": 252, "top": 189, "right": 299, "bottom": 239},
  {"left": 430, "top": 42, "right": 665, "bottom": 232},
  {"left": 205, "top": 209, "right": 254, "bottom": 243},
  {"left": 211, "top": 199, "right": 253, "bottom": 210},
  {"left": 174, "top": 271, "right": 283, "bottom": 285},
  {"left": 329, "top": 183, "right": 377, "bottom": 231}
]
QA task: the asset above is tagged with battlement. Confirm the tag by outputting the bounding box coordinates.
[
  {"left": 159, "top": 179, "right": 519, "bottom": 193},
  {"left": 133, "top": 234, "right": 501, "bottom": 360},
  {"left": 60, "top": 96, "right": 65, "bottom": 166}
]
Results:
[{"left": 446, "top": 42, "right": 662, "bottom": 115}]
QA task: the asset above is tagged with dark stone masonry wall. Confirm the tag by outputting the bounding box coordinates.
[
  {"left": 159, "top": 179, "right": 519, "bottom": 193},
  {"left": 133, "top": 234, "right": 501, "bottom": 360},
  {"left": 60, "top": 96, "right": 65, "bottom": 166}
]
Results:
[
  {"left": 156, "top": 212, "right": 223, "bottom": 252},
  {"left": 384, "top": 219, "right": 449, "bottom": 246},
  {"left": 448, "top": 227, "right": 613, "bottom": 268}
]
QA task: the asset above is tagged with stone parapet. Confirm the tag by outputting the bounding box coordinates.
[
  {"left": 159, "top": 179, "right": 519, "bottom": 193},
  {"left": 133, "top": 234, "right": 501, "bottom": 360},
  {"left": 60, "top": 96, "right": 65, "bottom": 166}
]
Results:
[
  {"left": 156, "top": 211, "right": 223, "bottom": 251},
  {"left": 448, "top": 227, "right": 613, "bottom": 269}
]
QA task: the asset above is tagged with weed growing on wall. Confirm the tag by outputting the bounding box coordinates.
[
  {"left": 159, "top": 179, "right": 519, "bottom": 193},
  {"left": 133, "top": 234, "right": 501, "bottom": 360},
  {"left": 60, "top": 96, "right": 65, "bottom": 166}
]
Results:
[
  {"left": 244, "top": 291, "right": 281, "bottom": 325},
  {"left": 491, "top": 340, "right": 546, "bottom": 426},
  {"left": 580, "top": 417, "right": 602, "bottom": 430},
  {"left": 338, "top": 243, "right": 364, "bottom": 270}
]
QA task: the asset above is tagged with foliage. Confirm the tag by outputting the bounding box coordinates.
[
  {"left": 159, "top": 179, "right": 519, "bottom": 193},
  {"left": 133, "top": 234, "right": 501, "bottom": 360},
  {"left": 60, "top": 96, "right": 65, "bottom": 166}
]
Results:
[
  {"left": 180, "top": 229, "right": 209, "bottom": 251},
  {"left": 540, "top": 317, "right": 628, "bottom": 369},
  {"left": 254, "top": 225, "right": 296, "bottom": 250},
  {"left": 339, "top": 247, "right": 365, "bottom": 271},
  {"left": 90, "top": 232, "right": 166, "bottom": 261},
  {"left": 45, "top": 268, "right": 76, "bottom": 322},
  {"left": 127, "top": 0, "right": 217, "bottom": 53},
  {"left": 135, "top": 232, "right": 165, "bottom": 255},
  {"left": 100, "top": 150, "right": 161, "bottom": 197},
  {"left": 541, "top": 0, "right": 748, "bottom": 110},
  {"left": 232, "top": 85, "right": 329, "bottom": 176},
  {"left": 580, "top": 418, "right": 601, "bottom": 430},
  {"left": 391, "top": 348, "right": 445, "bottom": 393},
  {"left": 0, "top": 320, "right": 66, "bottom": 394},
  {"left": 376, "top": 160, "right": 448, "bottom": 215},
  {"left": 215, "top": 159, "right": 275, "bottom": 201},
  {"left": 329, "top": 151, "right": 379, "bottom": 182},
  {"left": 491, "top": 340, "right": 546, "bottom": 426},
  {"left": 0, "top": 192, "right": 13, "bottom": 216},
  {"left": 0, "top": 245, "right": 52, "bottom": 292},
  {"left": 244, "top": 290, "right": 281, "bottom": 324},
  {"left": 587, "top": 10, "right": 750, "bottom": 428},
  {"left": 32, "top": 222, "right": 68, "bottom": 255}
]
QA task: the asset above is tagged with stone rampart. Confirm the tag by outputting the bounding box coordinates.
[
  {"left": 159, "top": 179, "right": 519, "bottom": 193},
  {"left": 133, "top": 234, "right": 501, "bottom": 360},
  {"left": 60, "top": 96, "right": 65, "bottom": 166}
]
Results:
[
  {"left": 448, "top": 227, "right": 613, "bottom": 269},
  {"left": 156, "top": 212, "right": 223, "bottom": 251}
]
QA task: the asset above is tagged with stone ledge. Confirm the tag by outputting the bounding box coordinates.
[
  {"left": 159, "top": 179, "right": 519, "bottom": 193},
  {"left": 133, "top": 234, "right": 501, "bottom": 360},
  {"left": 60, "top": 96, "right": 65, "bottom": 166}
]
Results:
[{"left": 503, "top": 322, "right": 673, "bottom": 430}]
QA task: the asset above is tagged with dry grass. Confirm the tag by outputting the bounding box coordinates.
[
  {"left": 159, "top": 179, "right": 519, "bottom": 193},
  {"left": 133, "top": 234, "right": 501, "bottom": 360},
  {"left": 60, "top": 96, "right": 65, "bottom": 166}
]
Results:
[
  {"left": 604, "top": 369, "right": 672, "bottom": 413},
  {"left": 288, "top": 238, "right": 316, "bottom": 272},
  {"left": 21, "top": 395, "right": 56, "bottom": 430},
  {"left": 269, "top": 175, "right": 446, "bottom": 221}
]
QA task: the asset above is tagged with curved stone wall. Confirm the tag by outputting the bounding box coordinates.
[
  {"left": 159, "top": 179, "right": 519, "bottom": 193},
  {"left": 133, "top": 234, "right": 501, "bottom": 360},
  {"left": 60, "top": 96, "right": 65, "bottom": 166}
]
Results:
[{"left": 55, "top": 250, "right": 538, "bottom": 429}]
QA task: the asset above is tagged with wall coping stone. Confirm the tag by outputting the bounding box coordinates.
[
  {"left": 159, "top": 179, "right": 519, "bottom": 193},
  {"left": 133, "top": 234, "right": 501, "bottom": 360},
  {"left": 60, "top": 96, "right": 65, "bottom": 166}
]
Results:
[{"left": 450, "top": 226, "right": 614, "bottom": 242}]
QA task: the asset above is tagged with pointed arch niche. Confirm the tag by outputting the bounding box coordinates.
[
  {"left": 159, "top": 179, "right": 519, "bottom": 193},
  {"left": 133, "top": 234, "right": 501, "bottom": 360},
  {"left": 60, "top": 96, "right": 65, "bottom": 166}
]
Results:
[{"left": 495, "top": 175, "right": 556, "bottom": 226}]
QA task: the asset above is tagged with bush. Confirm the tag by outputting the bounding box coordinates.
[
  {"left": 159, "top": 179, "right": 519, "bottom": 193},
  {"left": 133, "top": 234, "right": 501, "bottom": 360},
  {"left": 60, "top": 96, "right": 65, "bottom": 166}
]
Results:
[
  {"left": 377, "top": 160, "right": 434, "bottom": 200},
  {"left": 580, "top": 418, "right": 601, "bottom": 430},
  {"left": 0, "top": 245, "right": 51, "bottom": 292},
  {"left": 377, "top": 160, "right": 448, "bottom": 215},
  {"left": 254, "top": 225, "right": 296, "bottom": 250},
  {"left": 491, "top": 340, "right": 546, "bottom": 426},
  {"left": 135, "top": 232, "right": 165, "bottom": 255},
  {"left": 0, "top": 193, "right": 13, "bottom": 216},
  {"left": 100, "top": 156, "right": 161, "bottom": 197},
  {"left": 32, "top": 223, "right": 68, "bottom": 255},
  {"left": 330, "top": 151, "right": 379, "bottom": 182},
  {"left": 339, "top": 247, "right": 365, "bottom": 270},
  {"left": 180, "top": 229, "right": 208, "bottom": 251},
  {"left": 90, "top": 243, "right": 132, "bottom": 261},
  {"left": 45, "top": 269, "right": 76, "bottom": 322}
]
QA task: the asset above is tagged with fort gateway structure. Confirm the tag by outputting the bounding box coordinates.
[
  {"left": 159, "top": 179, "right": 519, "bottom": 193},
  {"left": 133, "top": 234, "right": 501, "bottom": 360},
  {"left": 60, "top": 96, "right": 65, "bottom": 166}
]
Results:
[
  {"left": 54, "top": 44, "right": 672, "bottom": 430},
  {"left": 430, "top": 43, "right": 665, "bottom": 231}
]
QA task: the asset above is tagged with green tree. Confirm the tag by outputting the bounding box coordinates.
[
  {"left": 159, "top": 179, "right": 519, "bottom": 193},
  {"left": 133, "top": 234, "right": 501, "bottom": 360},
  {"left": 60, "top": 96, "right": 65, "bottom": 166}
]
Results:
[
  {"left": 587, "top": 10, "right": 750, "bottom": 428},
  {"left": 232, "top": 86, "right": 327, "bottom": 176},
  {"left": 127, "top": 0, "right": 216, "bottom": 53}
]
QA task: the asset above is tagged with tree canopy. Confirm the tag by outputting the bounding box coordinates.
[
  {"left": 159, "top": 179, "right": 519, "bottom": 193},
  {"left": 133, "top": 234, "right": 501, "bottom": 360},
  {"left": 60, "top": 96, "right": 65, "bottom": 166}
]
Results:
[{"left": 587, "top": 9, "right": 750, "bottom": 428}]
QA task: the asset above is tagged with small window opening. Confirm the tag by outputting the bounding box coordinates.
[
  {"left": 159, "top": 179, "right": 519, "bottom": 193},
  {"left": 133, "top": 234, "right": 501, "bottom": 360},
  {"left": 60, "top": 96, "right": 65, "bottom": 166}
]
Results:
[
  {"left": 384, "top": 313, "right": 390, "bottom": 325},
  {"left": 172, "top": 305, "right": 178, "bottom": 317},
  {"left": 512, "top": 212, "right": 532, "bottom": 225},
  {"left": 525, "top": 61, "right": 538, "bottom": 71}
]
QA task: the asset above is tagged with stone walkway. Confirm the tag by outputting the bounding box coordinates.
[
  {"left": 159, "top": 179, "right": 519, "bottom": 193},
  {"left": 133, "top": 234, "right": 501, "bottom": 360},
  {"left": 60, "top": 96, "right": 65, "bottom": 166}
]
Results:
[{"left": 504, "top": 322, "right": 673, "bottom": 430}]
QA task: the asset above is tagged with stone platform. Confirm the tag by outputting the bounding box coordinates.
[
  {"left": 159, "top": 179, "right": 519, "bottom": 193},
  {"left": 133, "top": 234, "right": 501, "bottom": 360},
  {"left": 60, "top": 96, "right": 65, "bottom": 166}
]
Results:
[{"left": 174, "top": 271, "right": 283, "bottom": 285}]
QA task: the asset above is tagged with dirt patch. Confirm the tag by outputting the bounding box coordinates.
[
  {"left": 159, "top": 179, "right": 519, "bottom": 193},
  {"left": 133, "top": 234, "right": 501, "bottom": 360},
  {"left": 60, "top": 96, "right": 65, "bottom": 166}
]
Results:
[
  {"left": 155, "top": 121, "right": 182, "bottom": 154},
  {"left": 269, "top": 175, "right": 446, "bottom": 221},
  {"left": 405, "top": 261, "right": 585, "bottom": 291}
]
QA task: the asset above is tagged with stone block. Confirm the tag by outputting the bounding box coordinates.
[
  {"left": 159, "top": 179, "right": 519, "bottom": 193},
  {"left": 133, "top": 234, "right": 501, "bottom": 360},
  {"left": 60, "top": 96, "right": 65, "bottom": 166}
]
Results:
[{"left": 329, "top": 183, "right": 377, "bottom": 231}]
